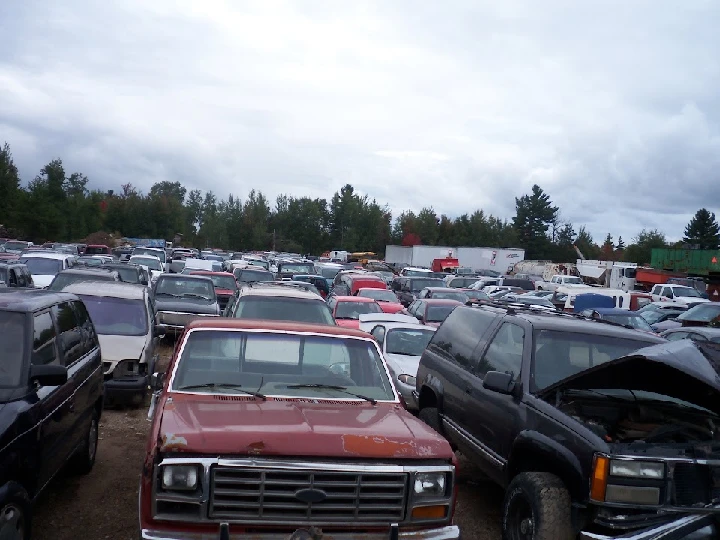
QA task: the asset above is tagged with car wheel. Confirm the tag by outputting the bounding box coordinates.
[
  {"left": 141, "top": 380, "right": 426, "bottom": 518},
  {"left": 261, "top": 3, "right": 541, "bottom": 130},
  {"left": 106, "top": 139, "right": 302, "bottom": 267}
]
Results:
[
  {"left": 502, "top": 472, "right": 573, "bottom": 540},
  {"left": 0, "top": 485, "right": 30, "bottom": 540},
  {"left": 69, "top": 410, "right": 99, "bottom": 475}
]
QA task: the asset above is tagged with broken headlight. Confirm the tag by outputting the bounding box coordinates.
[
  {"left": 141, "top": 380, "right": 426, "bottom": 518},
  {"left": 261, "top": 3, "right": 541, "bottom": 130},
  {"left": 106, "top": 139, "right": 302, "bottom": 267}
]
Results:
[{"left": 161, "top": 465, "right": 199, "bottom": 491}]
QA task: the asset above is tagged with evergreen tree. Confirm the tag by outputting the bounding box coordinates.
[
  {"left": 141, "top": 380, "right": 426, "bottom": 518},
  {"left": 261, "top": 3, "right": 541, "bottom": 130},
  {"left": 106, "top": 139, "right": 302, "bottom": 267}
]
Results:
[
  {"left": 616, "top": 236, "right": 626, "bottom": 250},
  {"left": 512, "top": 184, "right": 558, "bottom": 259},
  {"left": 683, "top": 208, "right": 720, "bottom": 249}
]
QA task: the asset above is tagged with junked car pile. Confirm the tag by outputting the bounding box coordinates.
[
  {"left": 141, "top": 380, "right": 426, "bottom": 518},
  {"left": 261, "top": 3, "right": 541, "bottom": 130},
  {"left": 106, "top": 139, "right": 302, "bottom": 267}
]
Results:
[{"left": 0, "top": 241, "right": 717, "bottom": 539}]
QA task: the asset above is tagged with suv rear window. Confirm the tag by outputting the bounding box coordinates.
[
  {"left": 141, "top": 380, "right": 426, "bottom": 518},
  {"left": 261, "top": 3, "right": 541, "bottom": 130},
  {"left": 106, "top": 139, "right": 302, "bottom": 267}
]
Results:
[
  {"left": 0, "top": 312, "right": 25, "bottom": 386},
  {"left": 233, "top": 297, "right": 335, "bottom": 325}
]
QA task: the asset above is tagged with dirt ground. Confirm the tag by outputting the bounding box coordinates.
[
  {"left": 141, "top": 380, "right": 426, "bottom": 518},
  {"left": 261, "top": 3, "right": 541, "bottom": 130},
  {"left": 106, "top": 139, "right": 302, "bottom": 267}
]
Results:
[{"left": 32, "top": 344, "right": 502, "bottom": 539}]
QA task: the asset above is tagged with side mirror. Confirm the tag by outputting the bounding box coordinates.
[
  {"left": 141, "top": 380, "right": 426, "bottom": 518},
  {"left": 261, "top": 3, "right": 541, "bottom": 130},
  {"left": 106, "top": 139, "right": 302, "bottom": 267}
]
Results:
[
  {"left": 482, "top": 371, "right": 516, "bottom": 395},
  {"left": 150, "top": 371, "right": 166, "bottom": 390},
  {"left": 30, "top": 364, "right": 68, "bottom": 387}
]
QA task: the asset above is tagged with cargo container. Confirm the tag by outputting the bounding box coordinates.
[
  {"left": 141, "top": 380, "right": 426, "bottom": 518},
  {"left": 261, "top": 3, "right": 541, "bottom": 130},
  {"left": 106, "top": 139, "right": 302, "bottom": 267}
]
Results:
[{"left": 384, "top": 245, "right": 525, "bottom": 273}]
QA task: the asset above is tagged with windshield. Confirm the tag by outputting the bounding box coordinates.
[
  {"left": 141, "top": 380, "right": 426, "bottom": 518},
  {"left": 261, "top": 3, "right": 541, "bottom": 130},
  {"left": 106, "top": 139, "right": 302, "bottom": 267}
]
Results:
[
  {"left": 426, "top": 305, "right": 457, "bottom": 322},
  {"left": 674, "top": 286, "right": 702, "bottom": 298},
  {"left": 0, "top": 312, "right": 25, "bottom": 387},
  {"left": 155, "top": 278, "right": 215, "bottom": 300},
  {"left": 172, "top": 330, "right": 395, "bottom": 400},
  {"left": 3, "top": 241, "right": 28, "bottom": 252},
  {"left": 245, "top": 259, "right": 269, "bottom": 270},
  {"left": 603, "top": 314, "right": 654, "bottom": 332},
  {"left": 532, "top": 330, "right": 657, "bottom": 391},
  {"left": 133, "top": 248, "right": 166, "bottom": 263},
  {"left": 317, "top": 266, "right": 342, "bottom": 279},
  {"left": 130, "top": 256, "right": 163, "bottom": 270},
  {"left": 563, "top": 277, "right": 583, "bottom": 284},
  {"left": 278, "top": 263, "right": 315, "bottom": 274},
  {"left": 233, "top": 297, "right": 335, "bottom": 325},
  {"left": 357, "top": 289, "right": 399, "bottom": 302},
  {"left": 49, "top": 272, "right": 115, "bottom": 291},
  {"left": 404, "top": 269, "right": 433, "bottom": 277},
  {"left": 410, "top": 278, "right": 445, "bottom": 291},
  {"left": 335, "top": 301, "right": 382, "bottom": 319},
  {"left": 385, "top": 329, "right": 434, "bottom": 356},
  {"left": 431, "top": 291, "right": 468, "bottom": 302},
  {"left": 202, "top": 275, "right": 237, "bottom": 290},
  {"left": 19, "top": 257, "right": 62, "bottom": 275},
  {"left": 109, "top": 266, "right": 142, "bottom": 283},
  {"left": 234, "top": 268, "right": 274, "bottom": 282},
  {"left": 623, "top": 268, "right": 637, "bottom": 278},
  {"left": 679, "top": 303, "right": 720, "bottom": 323},
  {"left": 77, "top": 257, "right": 104, "bottom": 266},
  {"left": 78, "top": 295, "right": 148, "bottom": 336}
]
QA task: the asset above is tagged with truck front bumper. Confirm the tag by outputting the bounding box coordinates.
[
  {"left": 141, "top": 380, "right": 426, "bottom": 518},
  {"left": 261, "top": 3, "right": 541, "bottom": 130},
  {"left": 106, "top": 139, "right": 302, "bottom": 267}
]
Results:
[
  {"left": 141, "top": 524, "right": 460, "bottom": 540},
  {"left": 579, "top": 513, "right": 718, "bottom": 540}
]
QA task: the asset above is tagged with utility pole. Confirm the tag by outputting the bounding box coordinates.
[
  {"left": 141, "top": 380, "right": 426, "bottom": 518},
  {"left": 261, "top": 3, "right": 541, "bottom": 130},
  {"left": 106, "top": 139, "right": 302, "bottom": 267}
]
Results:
[{"left": 272, "top": 229, "right": 276, "bottom": 251}]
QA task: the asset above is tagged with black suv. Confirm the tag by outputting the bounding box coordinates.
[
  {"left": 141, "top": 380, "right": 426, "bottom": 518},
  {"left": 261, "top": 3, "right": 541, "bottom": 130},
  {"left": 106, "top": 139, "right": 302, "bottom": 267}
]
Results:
[
  {"left": 225, "top": 281, "right": 335, "bottom": 324},
  {"left": 414, "top": 305, "right": 720, "bottom": 538},
  {"left": 0, "top": 290, "right": 104, "bottom": 536},
  {"left": 391, "top": 277, "right": 447, "bottom": 307}
]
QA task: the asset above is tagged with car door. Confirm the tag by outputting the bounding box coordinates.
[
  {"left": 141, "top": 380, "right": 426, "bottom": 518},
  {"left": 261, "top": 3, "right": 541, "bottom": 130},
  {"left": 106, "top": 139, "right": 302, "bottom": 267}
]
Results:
[
  {"left": 31, "top": 309, "right": 75, "bottom": 489},
  {"left": 461, "top": 320, "right": 527, "bottom": 483}
]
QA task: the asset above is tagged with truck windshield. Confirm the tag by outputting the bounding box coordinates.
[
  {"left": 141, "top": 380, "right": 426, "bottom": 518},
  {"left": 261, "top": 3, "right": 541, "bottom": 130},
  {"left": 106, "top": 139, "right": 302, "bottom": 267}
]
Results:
[
  {"left": 563, "top": 277, "right": 582, "bottom": 284},
  {"left": 155, "top": 278, "right": 214, "bottom": 300},
  {"left": 77, "top": 295, "right": 148, "bottom": 336},
  {"left": 233, "top": 297, "right": 335, "bottom": 325},
  {"left": 133, "top": 248, "right": 166, "bottom": 263},
  {"left": 172, "top": 330, "right": 396, "bottom": 401},
  {"left": 234, "top": 269, "right": 274, "bottom": 282},
  {"left": 426, "top": 305, "right": 458, "bottom": 322},
  {"left": 18, "top": 257, "right": 62, "bottom": 275},
  {"left": 0, "top": 312, "right": 25, "bottom": 387},
  {"left": 674, "top": 287, "right": 702, "bottom": 298},
  {"left": 531, "top": 331, "right": 657, "bottom": 391}
]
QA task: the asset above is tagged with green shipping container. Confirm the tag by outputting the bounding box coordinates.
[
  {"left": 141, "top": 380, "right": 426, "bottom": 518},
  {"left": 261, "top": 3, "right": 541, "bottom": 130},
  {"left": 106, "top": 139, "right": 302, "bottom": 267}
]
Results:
[{"left": 651, "top": 248, "right": 720, "bottom": 278}]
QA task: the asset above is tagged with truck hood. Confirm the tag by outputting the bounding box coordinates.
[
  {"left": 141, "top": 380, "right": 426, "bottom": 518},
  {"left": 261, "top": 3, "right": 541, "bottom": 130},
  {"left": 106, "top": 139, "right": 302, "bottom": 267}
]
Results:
[
  {"left": 537, "top": 340, "right": 720, "bottom": 415},
  {"left": 154, "top": 296, "right": 217, "bottom": 314},
  {"left": 157, "top": 396, "right": 452, "bottom": 459},
  {"left": 97, "top": 333, "right": 147, "bottom": 362}
]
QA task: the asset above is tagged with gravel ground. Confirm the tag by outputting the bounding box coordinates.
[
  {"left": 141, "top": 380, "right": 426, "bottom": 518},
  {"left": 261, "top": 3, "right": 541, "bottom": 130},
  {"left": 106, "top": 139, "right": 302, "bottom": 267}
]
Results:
[{"left": 32, "top": 343, "right": 502, "bottom": 539}]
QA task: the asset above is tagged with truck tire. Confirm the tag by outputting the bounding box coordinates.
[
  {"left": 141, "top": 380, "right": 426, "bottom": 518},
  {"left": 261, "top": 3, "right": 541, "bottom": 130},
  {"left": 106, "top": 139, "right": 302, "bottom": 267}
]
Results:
[
  {"left": 0, "top": 482, "right": 31, "bottom": 540},
  {"left": 419, "top": 407, "right": 444, "bottom": 436},
  {"left": 69, "top": 410, "right": 99, "bottom": 475},
  {"left": 502, "top": 472, "right": 573, "bottom": 540}
]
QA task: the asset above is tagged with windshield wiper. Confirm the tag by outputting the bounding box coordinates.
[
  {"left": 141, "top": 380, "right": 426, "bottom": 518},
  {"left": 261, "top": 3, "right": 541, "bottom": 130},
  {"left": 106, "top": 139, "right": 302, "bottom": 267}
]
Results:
[
  {"left": 157, "top": 292, "right": 183, "bottom": 298},
  {"left": 177, "top": 383, "right": 266, "bottom": 400},
  {"left": 285, "top": 384, "right": 377, "bottom": 404},
  {"left": 181, "top": 293, "right": 211, "bottom": 300}
]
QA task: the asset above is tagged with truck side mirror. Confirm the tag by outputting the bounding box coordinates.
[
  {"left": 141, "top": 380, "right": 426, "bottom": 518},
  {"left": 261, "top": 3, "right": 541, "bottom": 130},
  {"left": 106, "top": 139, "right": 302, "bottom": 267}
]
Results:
[{"left": 482, "top": 371, "right": 516, "bottom": 396}]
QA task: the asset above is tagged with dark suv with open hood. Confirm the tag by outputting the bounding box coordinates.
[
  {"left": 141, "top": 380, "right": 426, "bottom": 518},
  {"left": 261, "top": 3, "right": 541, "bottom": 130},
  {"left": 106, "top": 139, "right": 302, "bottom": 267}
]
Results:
[{"left": 417, "top": 304, "right": 720, "bottom": 539}]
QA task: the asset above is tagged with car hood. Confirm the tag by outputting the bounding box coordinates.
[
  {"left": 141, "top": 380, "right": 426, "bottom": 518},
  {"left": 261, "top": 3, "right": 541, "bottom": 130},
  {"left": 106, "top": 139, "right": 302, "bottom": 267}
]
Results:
[
  {"left": 154, "top": 296, "right": 217, "bottom": 314},
  {"left": 98, "top": 333, "right": 147, "bottom": 362},
  {"left": 378, "top": 302, "right": 405, "bottom": 314},
  {"left": 536, "top": 340, "right": 720, "bottom": 415},
  {"left": 335, "top": 319, "right": 360, "bottom": 329},
  {"left": 215, "top": 289, "right": 234, "bottom": 296},
  {"left": 384, "top": 353, "right": 421, "bottom": 377},
  {"left": 157, "top": 396, "right": 452, "bottom": 459},
  {"left": 32, "top": 274, "right": 54, "bottom": 288}
]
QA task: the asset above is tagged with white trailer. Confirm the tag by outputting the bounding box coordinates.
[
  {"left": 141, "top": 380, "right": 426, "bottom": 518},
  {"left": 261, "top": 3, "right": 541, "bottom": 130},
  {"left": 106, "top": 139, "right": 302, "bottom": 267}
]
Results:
[
  {"left": 384, "top": 245, "right": 525, "bottom": 272},
  {"left": 385, "top": 245, "right": 413, "bottom": 266}
]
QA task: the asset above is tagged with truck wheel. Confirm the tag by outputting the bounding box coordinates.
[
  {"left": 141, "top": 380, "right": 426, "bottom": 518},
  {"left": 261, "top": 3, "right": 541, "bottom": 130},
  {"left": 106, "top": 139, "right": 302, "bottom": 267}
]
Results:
[
  {"left": 502, "top": 472, "right": 573, "bottom": 540},
  {"left": 69, "top": 410, "right": 99, "bottom": 475},
  {"left": 419, "top": 407, "right": 444, "bottom": 436},
  {"left": 0, "top": 483, "right": 31, "bottom": 540}
]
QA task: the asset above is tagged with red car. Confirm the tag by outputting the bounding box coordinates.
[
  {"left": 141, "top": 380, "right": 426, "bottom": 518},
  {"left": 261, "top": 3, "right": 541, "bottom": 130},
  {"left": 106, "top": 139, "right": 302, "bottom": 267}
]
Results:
[
  {"left": 188, "top": 271, "right": 238, "bottom": 313},
  {"left": 140, "top": 318, "right": 460, "bottom": 539},
  {"left": 327, "top": 295, "right": 383, "bottom": 328},
  {"left": 407, "top": 299, "right": 463, "bottom": 327},
  {"left": 356, "top": 287, "right": 406, "bottom": 314}
]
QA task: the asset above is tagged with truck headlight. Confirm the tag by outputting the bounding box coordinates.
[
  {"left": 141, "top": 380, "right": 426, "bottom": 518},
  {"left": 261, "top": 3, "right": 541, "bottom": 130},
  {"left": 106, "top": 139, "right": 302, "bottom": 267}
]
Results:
[
  {"left": 610, "top": 459, "right": 664, "bottom": 479},
  {"left": 398, "top": 374, "right": 416, "bottom": 386},
  {"left": 413, "top": 472, "right": 446, "bottom": 497},
  {"left": 161, "top": 465, "right": 199, "bottom": 491}
]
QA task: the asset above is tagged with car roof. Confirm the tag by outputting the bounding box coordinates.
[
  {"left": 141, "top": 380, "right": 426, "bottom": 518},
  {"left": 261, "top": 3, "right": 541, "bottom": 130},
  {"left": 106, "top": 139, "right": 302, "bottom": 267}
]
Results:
[
  {"left": 186, "top": 317, "right": 371, "bottom": 338},
  {"left": 58, "top": 267, "right": 116, "bottom": 275},
  {"left": 189, "top": 271, "right": 234, "bottom": 276},
  {"left": 591, "top": 308, "right": 641, "bottom": 315},
  {"left": 333, "top": 296, "right": 378, "bottom": 302},
  {"left": 0, "top": 290, "right": 79, "bottom": 312},
  {"left": 664, "top": 326, "right": 720, "bottom": 336},
  {"left": 239, "top": 282, "right": 325, "bottom": 299},
  {"left": 19, "top": 252, "right": 74, "bottom": 260},
  {"left": 62, "top": 281, "right": 147, "bottom": 299},
  {"left": 419, "top": 299, "right": 464, "bottom": 305}
]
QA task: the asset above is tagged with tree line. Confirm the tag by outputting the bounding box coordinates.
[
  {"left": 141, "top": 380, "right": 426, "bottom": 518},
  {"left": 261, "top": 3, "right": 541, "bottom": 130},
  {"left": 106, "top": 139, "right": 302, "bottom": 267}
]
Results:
[{"left": 1, "top": 141, "right": 718, "bottom": 265}]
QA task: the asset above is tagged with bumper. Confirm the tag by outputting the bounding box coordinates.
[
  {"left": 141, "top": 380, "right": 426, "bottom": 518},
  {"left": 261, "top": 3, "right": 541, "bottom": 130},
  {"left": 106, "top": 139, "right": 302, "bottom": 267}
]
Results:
[
  {"left": 141, "top": 525, "right": 460, "bottom": 540},
  {"left": 105, "top": 375, "right": 148, "bottom": 402},
  {"left": 580, "top": 513, "right": 719, "bottom": 540},
  {"left": 155, "top": 323, "right": 185, "bottom": 335}
]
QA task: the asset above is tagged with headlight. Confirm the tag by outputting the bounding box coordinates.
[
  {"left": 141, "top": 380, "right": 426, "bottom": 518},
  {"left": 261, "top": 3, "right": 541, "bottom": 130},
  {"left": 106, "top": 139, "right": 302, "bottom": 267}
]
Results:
[
  {"left": 398, "top": 374, "right": 417, "bottom": 386},
  {"left": 161, "top": 465, "right": 199, "bottom": 491},
  {"left": 414, "top": 472, "right": 446, "bottom": 497},
  {"left": 610, "top": 459, "right": 664, "bottom": 479}
]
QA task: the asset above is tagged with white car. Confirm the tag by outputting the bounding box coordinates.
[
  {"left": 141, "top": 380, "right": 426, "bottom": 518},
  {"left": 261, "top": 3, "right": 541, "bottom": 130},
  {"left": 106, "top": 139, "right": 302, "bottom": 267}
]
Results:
[
  {"left": 132, "top": 246, "right": 168, "bottom": 272},
  {"left": 358, "top": 313, "right": 435, "bottom": 411},
  {"left": 650, "top": 284, "right": 710, "bottom": 307},
  {"left": 17, "top": 252, "right": 76, "bottom": 288},
  {"left": 129, "top": 255, "right": 164, "bottom": 283}
]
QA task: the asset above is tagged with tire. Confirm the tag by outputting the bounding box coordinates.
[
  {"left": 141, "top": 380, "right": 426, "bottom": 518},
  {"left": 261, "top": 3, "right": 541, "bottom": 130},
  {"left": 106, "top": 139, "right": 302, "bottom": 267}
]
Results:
[
  {"left": 69, "top": 410, "right": 99, "bottom": 475},
  {"left": 502, "top": 472, "right": 573, "bottom": 540},
  {"left": 0, "top": 484, "right": 31, "bottom": 540},
  {"left": 419, "top": 407, "right": 444, "bottom": 436}
]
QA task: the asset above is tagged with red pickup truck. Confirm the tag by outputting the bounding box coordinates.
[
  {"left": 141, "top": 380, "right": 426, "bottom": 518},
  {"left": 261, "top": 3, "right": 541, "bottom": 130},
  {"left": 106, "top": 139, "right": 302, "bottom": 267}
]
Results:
[{"left": 140, "top": 319, "right": 460, "bottom": 540}]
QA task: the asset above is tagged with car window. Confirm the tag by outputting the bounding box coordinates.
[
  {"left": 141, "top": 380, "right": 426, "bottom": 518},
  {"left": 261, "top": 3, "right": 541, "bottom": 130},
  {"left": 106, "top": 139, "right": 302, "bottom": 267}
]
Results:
[
  {"left": 662, "top": 287, "right": 673, "bottom": 298},
  {"left": 477, "top": 322, "right": 524, "bottom": 380},
  {"left": 234, "top": 297, "right": 335, "bottom": 325},
  {"left": 0, "top": 312, "right": 26, "bottom": 386},
  {"left": 53, "top": 302, "right": 84, "bottom": 365},
  {"left": 688, "top": 333, "right": 709, "bottom": 342},
  {"left": 429, "top": 308, "right": 496, "bottom": 372},
  {"left": 32, "top": 311, "right": 59, "bottom": 366},
  {"left": 72, "top": 300, "right": 99, "bottom": 350}
]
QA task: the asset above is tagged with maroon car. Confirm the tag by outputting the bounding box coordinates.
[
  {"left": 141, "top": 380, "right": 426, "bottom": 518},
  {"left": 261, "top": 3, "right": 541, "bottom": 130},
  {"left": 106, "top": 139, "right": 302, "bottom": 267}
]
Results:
[
  {"left": 189, "top": 271, "right": 238, "bottom": 312},
  {"left": 140, "top": 318, "right": 460, "bottom": 539}
]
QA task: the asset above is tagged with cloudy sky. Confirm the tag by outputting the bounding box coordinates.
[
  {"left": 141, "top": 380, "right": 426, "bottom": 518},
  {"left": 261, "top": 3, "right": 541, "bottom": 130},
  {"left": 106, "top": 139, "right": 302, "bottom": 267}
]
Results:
[{"left": 1, "top": 0, "right": 719, "bottom": 242}]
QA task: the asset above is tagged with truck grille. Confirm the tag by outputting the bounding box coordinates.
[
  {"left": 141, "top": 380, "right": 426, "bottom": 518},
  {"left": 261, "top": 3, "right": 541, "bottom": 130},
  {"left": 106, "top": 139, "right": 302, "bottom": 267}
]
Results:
[
  {"left": 672, "top": 463, "right": 720, "bottom": 506},
  {"left": 209, "top": 467, "right": 408, "bottom": 523},
  {"left": 159, "top": 311, "right": 217, "bottom": 327}
]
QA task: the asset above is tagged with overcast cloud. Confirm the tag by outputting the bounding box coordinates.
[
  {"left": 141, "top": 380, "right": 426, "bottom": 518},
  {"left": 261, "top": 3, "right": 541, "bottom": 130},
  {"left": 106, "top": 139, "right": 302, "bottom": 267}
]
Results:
[{"left": 1, "top": 0, "right": 719, "bottom": 242}]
